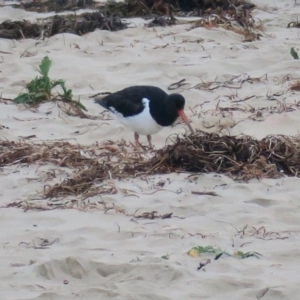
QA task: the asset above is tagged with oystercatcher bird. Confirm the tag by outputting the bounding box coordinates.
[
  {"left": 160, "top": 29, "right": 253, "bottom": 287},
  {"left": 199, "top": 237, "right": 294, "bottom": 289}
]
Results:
[{"left": 94, "top": 85, "right": 194, "bottom": 148}]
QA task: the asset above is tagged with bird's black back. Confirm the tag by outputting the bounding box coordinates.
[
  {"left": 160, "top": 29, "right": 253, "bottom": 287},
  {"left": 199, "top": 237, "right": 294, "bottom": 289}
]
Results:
[{"left": 94, "top": 85, "right": 184, "bottom": 127}]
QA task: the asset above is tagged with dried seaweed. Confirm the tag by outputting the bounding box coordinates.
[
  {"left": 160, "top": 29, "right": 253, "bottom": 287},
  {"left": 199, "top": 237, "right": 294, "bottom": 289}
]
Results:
[
  {"left": 17, "top": 0, "right": 95, "bottom": 13},
  {"left": 133, "top": 211, "right": 173, "bottom": 219},
  {"left": 287, "top": 21, "right": 300, "bottom": 28},
  {"left": 191, "top": 98, "right": 300, "bottom": 122},
  {"left": 193, "top": 74, "right": 267, "bottom": 91},
  {"left": 48, "top": 12, "right": 127, "bottom": 35},
  {"left": 0, "top": 12, "right": 127, "bottom": 40},
  {"left": 0, "top": 139, "right": 146, "bottom": 199},
  {"left": 0, "top": 140, "right": 93, "bottom": 168},
  {"left": 148, "top": 132, "right": 300, "bottom": 180},
  {"left": 15, "top": 0, "right": 254, "bottom": 15},
  {"left": 2, "top": 132, "right": 300, "bottom": 205},
  {"left": 147, "top": 16, "right": 177, "bottom": 28},
  {"left": 188, "top": 5, "right": 262, "bottom": 42},
  {"left": 0, "top": 21, "right": 41, "bottom": 39},
  {"left": 103, "top": 0, "right": 171, "bottom": 17},
  {"left": 3, "top": 132, "right": 300, "bottom": 211},
  {"left": 232, "top": 224, "right": 289, "bottom": 242},
  {"left": 102, "top": 0, "right": 255, "bottom": 19},
  {"left": 1, "top": 0, "right": 256, "bottom": 39},
  {"left": 16, "top": 0, "right": 168, "bottom": 16},
  {"left": 177, "top": 0, "right": 254, "bottom": 14}
]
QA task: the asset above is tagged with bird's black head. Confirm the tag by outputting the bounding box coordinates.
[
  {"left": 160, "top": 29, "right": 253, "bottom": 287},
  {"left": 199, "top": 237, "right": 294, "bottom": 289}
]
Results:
[
  {"left": 167, "top": 93, "right": 186, "bottom": 110},
  {"left": 166, "top": 93, "right": 194, "bottom": 134}
]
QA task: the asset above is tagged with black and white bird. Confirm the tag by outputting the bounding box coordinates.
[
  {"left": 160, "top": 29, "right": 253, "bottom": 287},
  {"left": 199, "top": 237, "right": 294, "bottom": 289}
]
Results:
[{"left": 94, "top": 85, "right": 194, "bottom": 148}]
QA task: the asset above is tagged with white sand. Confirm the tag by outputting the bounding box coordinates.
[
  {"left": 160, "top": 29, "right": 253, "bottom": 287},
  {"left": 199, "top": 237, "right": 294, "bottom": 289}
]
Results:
[{"left": 1, "top": 1, "right": 300, "bottom": 299}]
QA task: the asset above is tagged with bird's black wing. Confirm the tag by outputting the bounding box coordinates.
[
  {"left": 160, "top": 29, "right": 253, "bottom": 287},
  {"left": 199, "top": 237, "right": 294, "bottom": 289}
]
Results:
[{"left": 94, "top": 86, "right": 167, "bottom": 117}]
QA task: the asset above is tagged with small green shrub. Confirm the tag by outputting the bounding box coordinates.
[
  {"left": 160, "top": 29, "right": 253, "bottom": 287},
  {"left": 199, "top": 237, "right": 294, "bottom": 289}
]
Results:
[{"left": 13, "top": 56, "right": 87, "bottom": 112}]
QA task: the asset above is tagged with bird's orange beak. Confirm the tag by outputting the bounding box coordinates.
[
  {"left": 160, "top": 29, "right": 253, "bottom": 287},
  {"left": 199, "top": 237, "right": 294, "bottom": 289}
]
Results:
[{"left": 178, "top": 109, "right": 194, "bottom": 134}]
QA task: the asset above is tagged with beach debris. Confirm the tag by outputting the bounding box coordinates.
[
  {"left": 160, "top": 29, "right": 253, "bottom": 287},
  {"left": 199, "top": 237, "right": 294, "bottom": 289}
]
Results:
[
  {"left": 290, "top": 83, "right": 300, "bottom": 91},
  {"left": 287, "top": 21, "right": 300, "bottom": 28},
  {"left": 191, "top": 191, "right": 220, "bottom": 196},
  {"left": 133, "top": 211, "right": 173, "bottom": 219},
  {"left": 19, "top": 237, "right": 60, "bottom": 249},
  {"left": 197, "top": 259, "right": 211, "bottom": 270},
  {"left": 12, "top": 56, "right": 87, "bottom": 117},
  {"left": 161, "top": 255, "right": 169, "bottom": 260},
  {"left": 256, "top": 288, "right": 270, "bottom": 300},
  {"left": 0, "top": 12, "right": 127, "bottom": 40},
  {"left": 0, "top": 20, "right": 41, "bottom": 39},
  {"left": 16, "top": 0, "right": 95, "bottom": 13},
  {"left": 47, "top": 11, "right": 126, "bottom": 34},
  {"left": 192, "top": 73, "right": 268, "bottom": 92},
  {"left": 3, "top": 132, "right": 300, "bottom": 204},
  {"left": 168, "top": 79, "right": 190, "bottom": 91},
  {"left": 186, "top": 3, "right": 261, "bottom": 42},
  {"left": 177, "top": 0, "right": 255, "bottom": 14},
  {"left": 232, "top": 225, "right": 289, "bottom": 242},
  {"left": 0, "top": 0, "right": 256, "bottom": 40},
  {"left": 146, "top": 16, "right": 177, "bottom": 28},
  {"left": 13, "top": 0, "right": 254, "bottom": 15},
  {"left": 149, "top": 132, "right": 300, "bottom": 181},
  {"left": 3, "top": 129, "right": 300, "bottom": 211}
]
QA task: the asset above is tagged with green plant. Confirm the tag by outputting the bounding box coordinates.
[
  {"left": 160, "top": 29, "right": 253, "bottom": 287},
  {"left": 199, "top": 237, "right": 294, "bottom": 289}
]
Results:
[
  {"left": 190, "top": 246, "right": 221, "bottom": 254},
  {"left": 13, "top": 56, "right": 87, "bottom": 111},
  {"left": 233, "top": 251, "right": 262, "bottom": 259},
  {"left": 188, "top": 245, "right": 262, "bottom": 260},
  {"left": 188, "top": 246, "right": 224, "bottom": 257},
  {"left": 290, "top": 47, "right": 299, "bottom": 59}
]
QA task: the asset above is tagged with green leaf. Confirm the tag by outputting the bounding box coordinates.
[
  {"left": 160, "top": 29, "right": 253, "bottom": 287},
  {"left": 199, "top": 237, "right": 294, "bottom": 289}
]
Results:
[
  {"left": 52, "top": 80, "right": 73, "bottom": 99},
  {"left": 65, "top": 89, "right": 73, "bottom": 98},
  {"left": 291, "top": 47, "right": 299, "bottom": 59},
  {"left": 39, "top": 56, "right": 52, "bottom": 77},
  {"left": 233, "top": 251, "right": 262, "bottom": 259},
  {"left": 13, "top": 93, "right": 31, "bottom": 104},
  {"left": 31, "top": 91, "right": 49, "bottom": 102},
  {"left": 51, "top": 79, "right": 65, "bottom": 89},
  {"left": 73, "top": 100, "right": 87, "bottom": 111},
  {"left": 26, "top": 78, "right": 38, "bottom": 92},
  {"left": 191, "top": 246, "right": 220, "bottom": 253},
  {"left": 161, "top": 255, "right": 169, "bottom": 260},
  {"left": 44, "top": 77, "right": 52, "bottom": 95}
]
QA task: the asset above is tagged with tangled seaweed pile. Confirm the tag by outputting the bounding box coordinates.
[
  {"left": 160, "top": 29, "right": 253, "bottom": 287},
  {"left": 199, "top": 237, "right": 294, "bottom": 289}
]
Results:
[
  {"left": 2, "top": 132, "right": 300, "bottom": 203},
  {"left": 0, "top": 139, "right": 145, "bottom": 199},
  {"left": 17, "top": 0, "right": 95, "bottom": 12},
  {"left": 0, "top": 0, "right": 257, "bottom": 40},
  {"left": 150, "top": 133, "right": 299, "bottom": 180},
  {"left": 15, "top": 0, "right": 254, "bottom": 15},
  {"left": 0, "top": 12, "right": 127, "bottom": 39}
]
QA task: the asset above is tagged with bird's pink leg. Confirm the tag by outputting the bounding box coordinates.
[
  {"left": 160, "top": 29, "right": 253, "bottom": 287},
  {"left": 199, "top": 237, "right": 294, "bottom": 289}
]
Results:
[
  {"left": 134, "top": 132, "right": 150, "bottom": 150},
  {"left": 147, "top": 135, "right": 153, "bottom": 149},
  {"left": 134, "top": 132, "right": 141, "bottom": 148}
]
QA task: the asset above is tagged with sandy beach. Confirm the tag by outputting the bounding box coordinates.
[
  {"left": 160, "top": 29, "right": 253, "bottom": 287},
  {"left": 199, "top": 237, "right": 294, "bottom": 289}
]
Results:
[{"left": 1, "top": 0, "right": 300, "bottom": 299}]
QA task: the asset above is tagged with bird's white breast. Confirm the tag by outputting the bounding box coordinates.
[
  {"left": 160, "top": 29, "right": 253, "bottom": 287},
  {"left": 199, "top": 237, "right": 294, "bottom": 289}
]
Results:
[{"left": 109, "top": 98, "right": 163, "bottom": 136}]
